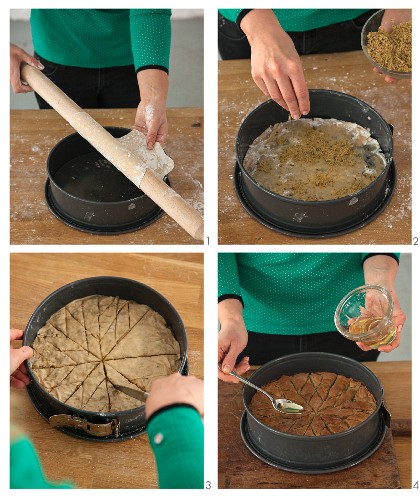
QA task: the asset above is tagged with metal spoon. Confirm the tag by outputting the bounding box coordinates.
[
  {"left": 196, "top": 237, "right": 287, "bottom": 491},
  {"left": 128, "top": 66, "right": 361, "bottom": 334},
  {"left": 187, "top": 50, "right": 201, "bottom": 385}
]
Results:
[{"left": 218, "top": 364, "right": 304, "bottom": 414}]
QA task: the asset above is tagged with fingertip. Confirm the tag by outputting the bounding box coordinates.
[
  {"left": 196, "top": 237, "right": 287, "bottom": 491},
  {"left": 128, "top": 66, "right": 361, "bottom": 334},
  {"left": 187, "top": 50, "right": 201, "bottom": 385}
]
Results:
[
  {"left": 22, "top": 346, "right": 33, "bottom": 358},
  {"left": 31, "top": 59, "right": 44, "bottom": 70}
]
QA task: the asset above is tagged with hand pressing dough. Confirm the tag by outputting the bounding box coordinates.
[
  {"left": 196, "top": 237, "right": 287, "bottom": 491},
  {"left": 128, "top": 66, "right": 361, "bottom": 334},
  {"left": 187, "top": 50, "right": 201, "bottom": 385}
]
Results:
[
  {"left": 30, "top": 295, "right": 181, "bottom": 412},
  {"left": 116, "top": 130, "right": 174, "bottom": 186}
]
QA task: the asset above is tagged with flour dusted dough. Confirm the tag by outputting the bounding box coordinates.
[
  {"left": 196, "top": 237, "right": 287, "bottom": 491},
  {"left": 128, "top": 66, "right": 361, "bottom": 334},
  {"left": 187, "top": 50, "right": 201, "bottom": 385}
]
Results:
[
  {"left": 244, "top": 118, "right": 387, "bottom": 201},
  {"left": 116, "top": 129, "right": 174, "bottom": 185},
  {"left": 31, "top": 295, "right": 181, "bottom": 412}
]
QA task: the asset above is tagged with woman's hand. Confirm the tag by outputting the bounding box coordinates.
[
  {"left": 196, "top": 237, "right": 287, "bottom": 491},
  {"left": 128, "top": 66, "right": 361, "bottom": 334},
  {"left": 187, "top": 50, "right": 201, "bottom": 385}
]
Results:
[
  {"left": 356, "top": 294, "right": 405, "bottom": 353},
  {"left": 359, "top": 255, "right": 406, "bottom": 352},
  {"left": 240, "top": 10, "right": 310, "bottom": 118},
  {"left": 134, "top": 69, "right": 169, "bottom": 149},
  {"left": 10, "top": 329, "right": 33, "bottom": 388},
  {"left": 10, "top": 44, "right": 44, "bottom": 93},
  {"left": 218, "top": 299, "right": 250, "bottom": 383},
  {"left": 146, "top": 373, "right": 203, "bottom": 420},
  {"left": 372, "top": 9, "right": 412, "bottom": 84}
]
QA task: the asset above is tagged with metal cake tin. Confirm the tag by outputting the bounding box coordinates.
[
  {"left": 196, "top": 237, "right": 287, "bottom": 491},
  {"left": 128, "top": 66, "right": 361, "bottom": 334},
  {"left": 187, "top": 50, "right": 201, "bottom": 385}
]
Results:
[
  {"left": 23, "top": 276, "right": 188, "bottom": 442},
  {"left": 46, "top": 127, "right": 168, "bottom": 234},
  {"left": 241, "top": 352, "right": 390, "bottom": 473},
  {"left": 235, "top": 91, "right": 395, "bottom": 237}
]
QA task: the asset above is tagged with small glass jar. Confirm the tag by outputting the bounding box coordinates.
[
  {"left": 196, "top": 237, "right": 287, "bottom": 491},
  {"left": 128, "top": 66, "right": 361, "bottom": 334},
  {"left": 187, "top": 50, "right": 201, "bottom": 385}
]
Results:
[{"left": 334, "top": 284, "right": 396, "bottom": 348}]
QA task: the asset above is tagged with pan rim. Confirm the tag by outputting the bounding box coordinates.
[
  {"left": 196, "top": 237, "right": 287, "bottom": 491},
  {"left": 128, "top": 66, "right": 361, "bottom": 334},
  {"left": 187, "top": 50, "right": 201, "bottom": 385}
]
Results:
[
  {"left": 23, "top": 276, "right": 188, "bottom": 417},
  {"left": 243, "top": 352, "right": 385, "bottom": 440},
  {"left": 236, "top": 90, "right": 394, "bottom": 205}
]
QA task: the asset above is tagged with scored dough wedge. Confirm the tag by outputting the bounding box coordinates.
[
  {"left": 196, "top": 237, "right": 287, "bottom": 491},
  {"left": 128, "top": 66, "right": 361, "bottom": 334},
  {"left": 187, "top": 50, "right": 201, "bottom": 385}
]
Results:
[{"left": 30, "top": 295, "right": 181, "bottom": 412}]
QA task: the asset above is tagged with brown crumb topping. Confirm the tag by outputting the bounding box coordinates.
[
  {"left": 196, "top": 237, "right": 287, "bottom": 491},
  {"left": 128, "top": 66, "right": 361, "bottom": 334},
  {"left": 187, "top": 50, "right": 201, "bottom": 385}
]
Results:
[{"left": 367, "top": 20, "right": 412, "bottom": 72}]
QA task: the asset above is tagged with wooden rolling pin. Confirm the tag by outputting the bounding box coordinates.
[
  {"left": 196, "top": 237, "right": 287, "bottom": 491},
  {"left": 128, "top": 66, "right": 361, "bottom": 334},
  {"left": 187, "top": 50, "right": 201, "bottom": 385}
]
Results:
[{"left": 21, "top": 64, "right": 204, "bottom": 241}]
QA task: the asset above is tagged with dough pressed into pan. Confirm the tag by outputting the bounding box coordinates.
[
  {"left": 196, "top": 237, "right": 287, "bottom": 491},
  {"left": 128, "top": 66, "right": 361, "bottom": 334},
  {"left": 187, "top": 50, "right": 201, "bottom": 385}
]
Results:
[
  {"left": 243, "top": 118, "right": 387, "bottom": 201},
  {"left": 250, "top": 372, "right": 377, "bottom": 436},
  {"left": 30, "top": 295, "right": 181, "bottom": 412}
]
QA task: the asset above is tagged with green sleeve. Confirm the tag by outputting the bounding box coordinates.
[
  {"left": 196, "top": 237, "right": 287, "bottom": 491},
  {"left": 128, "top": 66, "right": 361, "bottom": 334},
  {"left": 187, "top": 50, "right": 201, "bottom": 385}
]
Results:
[
  {"left": 219, "top": 9, "right": 243, "bottom": 23},
  {"left": 10, "top": 435, "right": 73, "bottom": 489},
  {"left": 130, "top": 9, "right": 171, "bottom": 73},
  {"left": 218, "top": 253, "right": 243, "bottom": 302},
  {"left": 219, "top": 9, "right": 371, "bottom": 32},
  {"left": 147, "top": 405, "right": 204, "bottom": 489}
]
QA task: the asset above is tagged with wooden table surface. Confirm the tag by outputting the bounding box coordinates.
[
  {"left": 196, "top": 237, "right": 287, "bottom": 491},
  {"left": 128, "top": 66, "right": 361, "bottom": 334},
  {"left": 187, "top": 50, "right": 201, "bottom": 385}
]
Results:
[
  {"left": 219, "top": 360, "right": 411, "bottom": 489},
  {"left": 218, "top": 52, "right": 412, "bottom": 244},
  {"left": 10, "top": 107, "right": 203, "bottom": 245},
  {"left": 10, "top": 253, "right": 203, "bottom": 489}
]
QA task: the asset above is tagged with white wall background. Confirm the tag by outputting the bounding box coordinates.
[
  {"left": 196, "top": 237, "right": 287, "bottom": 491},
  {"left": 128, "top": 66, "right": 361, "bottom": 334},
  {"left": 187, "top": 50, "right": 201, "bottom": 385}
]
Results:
[{"left": 10, "top": 8, "right": 204, "bottom": 21}]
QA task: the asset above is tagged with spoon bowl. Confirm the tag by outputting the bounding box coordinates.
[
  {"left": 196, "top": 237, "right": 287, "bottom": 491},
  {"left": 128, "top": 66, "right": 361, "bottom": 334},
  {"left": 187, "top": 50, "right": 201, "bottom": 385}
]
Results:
[{"left": 218, "top": 364, "right": 304, "bottom": 414}]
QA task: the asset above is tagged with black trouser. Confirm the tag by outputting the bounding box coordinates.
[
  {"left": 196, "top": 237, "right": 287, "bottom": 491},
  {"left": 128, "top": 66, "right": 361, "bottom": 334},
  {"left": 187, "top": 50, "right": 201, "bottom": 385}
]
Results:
[
  {"left": 238, "top": 330, "right": 380, "bottom": 365},
  {"left": 218, "top": 10, "right": 378, "bottom": 59},
  {"left": 34, "top": 53, "right": 140, "bottom": 109}
]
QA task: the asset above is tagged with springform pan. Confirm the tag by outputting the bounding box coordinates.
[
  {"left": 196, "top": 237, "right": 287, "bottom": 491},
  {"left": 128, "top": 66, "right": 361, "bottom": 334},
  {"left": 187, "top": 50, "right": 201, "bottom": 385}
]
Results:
[
  {"left": 235, "top": 90, "right": 394, "bottom": 236},
  {"left": 242, "top": 352, "right": 390, "bottom": 472},
  {"left": 46, "top": 127, "right": 168, "bottom": 234},
  {"left": 23, "top": 276, "right": 188, "bottom": 442}
]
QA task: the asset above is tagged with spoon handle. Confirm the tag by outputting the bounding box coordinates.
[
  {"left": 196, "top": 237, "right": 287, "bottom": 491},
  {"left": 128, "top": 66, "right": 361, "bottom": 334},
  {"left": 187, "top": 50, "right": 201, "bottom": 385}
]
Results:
[{"left": 228, "top": 369, "right": 275, "bottom": 404}]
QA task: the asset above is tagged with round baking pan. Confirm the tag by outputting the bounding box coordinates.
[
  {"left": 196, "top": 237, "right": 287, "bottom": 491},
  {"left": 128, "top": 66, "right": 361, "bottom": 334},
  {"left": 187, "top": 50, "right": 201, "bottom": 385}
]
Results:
[
  {"left": 46, "top": 127, "right": 168, "bottom": 234},
  {"left": 233, "top": 160, "right": 396, "bottom": 238},
  {"left": 23, "top": 276, "right": 188, "bottom": 442},
  {"left": 241, "top": 352, "right": 390, "bottom": 472},
  {"left": 240, "top": 412, "right": 387, "bottom": 474},
  {"left": 235, "top": 91, "right": 394, "bottom": 236}
]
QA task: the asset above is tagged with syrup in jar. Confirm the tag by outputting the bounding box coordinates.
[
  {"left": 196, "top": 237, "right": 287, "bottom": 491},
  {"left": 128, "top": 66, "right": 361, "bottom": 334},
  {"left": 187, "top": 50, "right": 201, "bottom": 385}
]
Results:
[
  {"left": 335, "top": 285, "right": 396, "bottom": 348},
  {"left": 348, "top": 315, "right": 397, "bottom": 348}
]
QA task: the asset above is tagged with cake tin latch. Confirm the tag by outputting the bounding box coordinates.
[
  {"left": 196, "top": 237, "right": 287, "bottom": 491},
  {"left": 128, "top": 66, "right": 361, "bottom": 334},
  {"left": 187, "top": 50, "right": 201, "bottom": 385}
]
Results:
[
  {"left": 49, "top": 414, "right": 120, "bottom": 437},
  {"left": 381, "top": 403, "right": 391, "bottom": 428}
]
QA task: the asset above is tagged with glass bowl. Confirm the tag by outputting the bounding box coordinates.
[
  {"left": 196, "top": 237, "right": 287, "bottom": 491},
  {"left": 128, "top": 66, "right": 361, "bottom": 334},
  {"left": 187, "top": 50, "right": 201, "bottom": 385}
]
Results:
[
  {"left": 361, "top": 9, "right": 411, "bottom": 80},
  {"left": 334, "top": 284, "right": 396, "bottom": 348}
]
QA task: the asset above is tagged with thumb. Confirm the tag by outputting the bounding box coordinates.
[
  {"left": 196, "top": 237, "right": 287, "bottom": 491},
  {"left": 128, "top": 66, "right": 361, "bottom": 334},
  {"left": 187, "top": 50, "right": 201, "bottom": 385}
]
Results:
[
  {"left": 222, "top": 344, "right": 241, "bottom": 374},
  {"left": 146, "top": 122, "right": 158, "bottom": 150},
  {"left": 10, "top": 346, "right": 33, "bottom": 374}
]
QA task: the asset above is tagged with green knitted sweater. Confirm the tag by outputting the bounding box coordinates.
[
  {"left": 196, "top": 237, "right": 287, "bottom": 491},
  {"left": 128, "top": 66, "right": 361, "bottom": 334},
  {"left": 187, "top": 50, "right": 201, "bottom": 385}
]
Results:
[
  {"left": 148, "top": 405, "right": 204, "bottom": 488},
  {"left": 30, "top": 9, "right": 171, "bottom": 72},
  {"left": 10, "top": 405, "right": 203, "bottom": 489},
  {"left": 219, "top": 9, "right": 370, "bottom": 32},
  {"left": 218, "top": 253, "right": 398, "bottom": 335}
]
